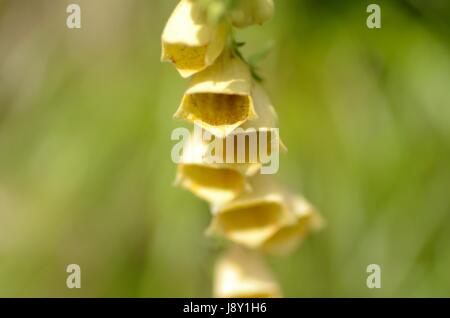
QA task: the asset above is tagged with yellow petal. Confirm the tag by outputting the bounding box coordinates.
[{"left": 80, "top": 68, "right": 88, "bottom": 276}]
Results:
[
  {"left": 207, "top": 176, "right": 291, "bottom": 248},
  {"left": 175, "top": 90, "right": 284, "bottom": 204},
  {"left": 176, "top": 164, "right": 249, "bottom": 206},
  {"left": 261, "top": 196, "right": 325, "bottom": 255},
  {"left": 243, "top": 83, "right": 278, "bottom": 129},
  {"left": 176, "top": 128, "right": 254, "bottom": 205},
  {"left": 241, "top": 82, "right": 287, "bottom": 152},
  {"left": 230, "top": 0, "right": 274, "bottom": 29},
  {"left": 208, "top": 175, "right": 324, "bottom": 250},
  {"left": 213, "top": 246, "right": 282, "bottom": 298},
  {"left": 174, "top": 50, "right": 256, "bottom": 137},
  {"left": 161, "top": 0, "right": 229, "bottom": 78}
]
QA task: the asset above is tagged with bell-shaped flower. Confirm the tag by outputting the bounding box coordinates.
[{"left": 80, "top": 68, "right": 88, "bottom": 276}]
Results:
[
  {"left": 174, "top": 50, "right": 256, "bottom": 137},
  {"left": 161, "top": 0, "right": 229, "bottom": 78},
  {"left": 207, "top": 175, "right": 322, "bottom": 249},
  {"left": 206, "top": 175, "right": 291, "bottom": 248},
  {"left": 175, "top": 83, "right": 283, "bottom": 205},
  {"left": 175, "top": 125, "right": 253, "bottom": 206}
]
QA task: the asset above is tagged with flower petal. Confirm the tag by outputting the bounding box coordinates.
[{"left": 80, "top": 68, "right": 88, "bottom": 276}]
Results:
[{"left": 213, "top": 246, "right": 282, "bottom": 298}]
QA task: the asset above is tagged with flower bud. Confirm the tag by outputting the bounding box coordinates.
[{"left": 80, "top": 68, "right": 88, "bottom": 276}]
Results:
[{"left": 230, "top": 0, "right": 274, "bottom": 29}]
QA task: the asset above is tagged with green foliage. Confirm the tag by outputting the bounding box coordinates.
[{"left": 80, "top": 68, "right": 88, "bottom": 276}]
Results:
[{"left": 231, "top": 37, "right": 273, "bottom": 82}]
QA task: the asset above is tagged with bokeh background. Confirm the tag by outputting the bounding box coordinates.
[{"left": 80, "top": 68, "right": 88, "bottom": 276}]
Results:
[{"left": 0, "top": 0, "right": 449, "bottom": 297}]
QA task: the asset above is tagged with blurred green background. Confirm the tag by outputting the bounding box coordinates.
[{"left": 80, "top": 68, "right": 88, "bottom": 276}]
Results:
[{"left": 0, "top": 0, "right": 449, "bottom": 297}]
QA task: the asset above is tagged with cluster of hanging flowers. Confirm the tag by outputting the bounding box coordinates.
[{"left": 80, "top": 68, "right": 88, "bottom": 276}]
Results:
[{"left": 162, "top": 0, "right": 324, "bottom": 297}]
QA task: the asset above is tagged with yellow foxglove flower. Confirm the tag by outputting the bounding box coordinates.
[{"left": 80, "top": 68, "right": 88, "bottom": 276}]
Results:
[
  {"left": 261, "top": 195, "right": 324, "bottom": 255},
  {"left": 174, "top": 50, "right": 256, "bottom": 137},
  {"left": 175, "top": 127, "right": 254, "bottom": 206},
  {"left": 177, "top": 164, "right": 248, "bottom": 205},
  {"left": 207, "top": 176, "right": 291, "bottom": 248},
  {"left": 161, "top": 0, "right": 229, "bottom": 78},
  {"left": 230, "top": 0, "right": 274, "bottom": 29},
  {"left": 207, "top": 175, "right": 323, "bottom": 249},
  {"left": 213, "top": 245, "right": 282, "bottom": 298},
  {"left": 175, "top": 86, "right": 284, "bottom": 205}
]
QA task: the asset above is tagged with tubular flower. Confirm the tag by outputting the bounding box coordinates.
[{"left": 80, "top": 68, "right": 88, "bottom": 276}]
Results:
[
  {"left": 229, "top": 0, "right": 275, "bottom": 29},
  {"left": 174, "top": 50, "right": 256, "bottom": 137},
  {"left": 175, "top": 128, "right": 253, "bottom": 205},
  {"left": 207, "top": 175, "right": 323, "bottom": 250},
  {"left": 175, "top": 85, "right": 283, "bottom": 205},
  {"left": 206, "top": 176, "right": 290, "bottom": 249},
  {"left": 213, "top": 245, "right": 282, "bottom": 298},
  {"left": 161, "top": 0, "right": 229, "bottom": 78}
]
